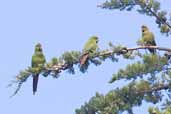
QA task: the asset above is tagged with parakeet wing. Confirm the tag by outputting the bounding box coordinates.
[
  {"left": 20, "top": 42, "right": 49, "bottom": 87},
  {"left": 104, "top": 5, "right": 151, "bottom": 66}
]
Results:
[
  {"left": 32, "top": 55, "right": 38, "bottom": 67},
  {"left": 143, "top": 32, "right": 156, "bottom": 45},
  {"left": 32, "top": 54, "right": 46, "bottom": 68},
  {"left": 83, "top": 40, "right": 98, "bottom": 53},
  {"left": 142, "top": 31, "right": 156, "bottom": 54},
  {"left": 80, "top": 37, "right": 98, "bottom": 66},
  {"left": 150, "top": 32, "right": 156, "bottom": 46}
]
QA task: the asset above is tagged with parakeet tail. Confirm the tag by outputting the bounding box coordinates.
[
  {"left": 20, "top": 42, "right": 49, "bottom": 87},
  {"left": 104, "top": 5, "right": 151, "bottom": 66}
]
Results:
[
  {"left": 80, "top": 53, "right": 89, "bottom": 66},
  {"left": 33, "top": 74, "right": 39, "bottom": 95},
  {"left": 148, "top": 41, "right": 157, "bottom": 54}
]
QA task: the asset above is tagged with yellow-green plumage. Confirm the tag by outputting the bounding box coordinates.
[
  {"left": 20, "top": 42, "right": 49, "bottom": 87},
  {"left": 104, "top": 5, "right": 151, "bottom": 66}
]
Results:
[
  {"left": 31, "top": 43, "right": 46, "bottom": 95},
  {"left": 141, "top": 25, "right": 156, "bottom": 54},
  {"left": 83, "top": 36, "right": 98, "bottom": 54},
  {"left": 80, "top": 36, "right": 99, "bottom": 66}
]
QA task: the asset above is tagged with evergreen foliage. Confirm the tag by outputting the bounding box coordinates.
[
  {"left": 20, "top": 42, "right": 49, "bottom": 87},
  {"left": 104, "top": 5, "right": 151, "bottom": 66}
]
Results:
[{"left": 9, "top": 0, "right": 171, "bottom": 113}]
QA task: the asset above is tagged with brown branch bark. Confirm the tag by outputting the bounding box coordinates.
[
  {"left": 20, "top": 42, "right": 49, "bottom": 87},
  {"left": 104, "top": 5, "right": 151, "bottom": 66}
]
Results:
[
  {"left": 11, "top": 45, "right": 171, "bottom": 96},
  {"left": 127, "top": 45, "right": 171, "bottom": 52},
  {"left": 46, "top": 46, "right": 171, "bottom": 73}
]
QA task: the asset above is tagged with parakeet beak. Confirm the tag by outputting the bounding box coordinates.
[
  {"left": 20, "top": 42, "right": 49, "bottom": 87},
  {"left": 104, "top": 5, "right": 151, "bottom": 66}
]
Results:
[
  {"left": 141, "top": 25, "right": 148, "bottom": 32},
  {"left": 39, "top": 48, "right": 42, "bottom": 52},
  {"left": 96, "top": 37, "right": 99, "bottom": 43},
  {"left": 35, "top": 43, "right": 43, "bottom": 52},
  {"left": 97, "top": 39, "right": 99, "bottom": 43}
]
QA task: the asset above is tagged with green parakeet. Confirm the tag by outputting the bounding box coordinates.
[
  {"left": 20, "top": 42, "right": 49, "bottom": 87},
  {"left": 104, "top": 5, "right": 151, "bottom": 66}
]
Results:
[
  {"left": 141, "top": 25, "right": 157, "bottom": 54},
  {"left": 31, "top": 43, "right": 46, "bottom": 95},
  {"left": 80, "top": 36, "right": 99, "bottom": 66}
]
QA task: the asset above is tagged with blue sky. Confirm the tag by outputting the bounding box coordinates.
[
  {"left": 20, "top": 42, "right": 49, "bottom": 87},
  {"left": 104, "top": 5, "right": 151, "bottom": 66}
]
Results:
[{"left": 0, "top": 0, "right": 171, "bottom": 114}]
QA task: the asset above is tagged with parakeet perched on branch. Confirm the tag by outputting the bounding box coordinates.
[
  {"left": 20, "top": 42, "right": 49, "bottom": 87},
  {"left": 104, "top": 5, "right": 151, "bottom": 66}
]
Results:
[
  {"left": 31, "top": 43, "right": 46, "bottom": 95},
  {"left": 141, "top": 25, "right": 157, "bottom": 54},
  {"left": 80, "top": 36, "right": 99, "bottom": 66}
]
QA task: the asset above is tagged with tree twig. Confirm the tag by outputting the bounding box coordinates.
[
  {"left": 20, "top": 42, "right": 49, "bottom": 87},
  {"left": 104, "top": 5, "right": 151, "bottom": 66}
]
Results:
[
  {"left": 98, "top": 0, "right": 171, "bottom": 29},
  {"left": 11, "top": 45, "right": 171, "bottom": 96},
  {"left": 135, "top": 83, "right": 171, "bottom": 94},
  {"left": 46, "top": 46, "right": 171, "bottom": 73},
  {"left": 146, "top": 6, "right": 171, "bottom": 29}
]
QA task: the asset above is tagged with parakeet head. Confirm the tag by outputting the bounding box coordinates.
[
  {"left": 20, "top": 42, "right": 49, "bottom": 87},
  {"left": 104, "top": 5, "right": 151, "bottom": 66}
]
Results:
[
  {"left": 34, "top": 43, "right": 45, "bottom": 57},
  {"left": 90, "top": 36, "right": 99, "bottom": 43},
  {"left": 35, "top": 43, "right": 42, "bottom": 52},
  {"left": 141, "top": 25, "right": 149, "bottom": 33}
]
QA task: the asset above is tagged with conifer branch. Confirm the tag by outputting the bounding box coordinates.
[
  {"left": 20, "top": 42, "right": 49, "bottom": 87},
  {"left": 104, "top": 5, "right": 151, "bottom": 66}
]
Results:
[
  {"left": 75, "top": 80, "right": 171, "bottom": 114},
  {"left": 10, "top": 45, "right": 171, "bottom": 96},
  {"left": 127, "top": 45, "right": 171, "bottom": 52},
  {"left": 135, "top": 0, "right": 171, "bottom": 29},
  {"left": 46, "top": 45, "right": 171, "bottom": 74},
  {"left": 98, "top": 0, "right": 171, "bottom": 32},
  {"left": 145, "top": 6, "right": 171, "bottom": 29},
  {"left": 135, "top": 83, "right": 171, "bottom": 94}
]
